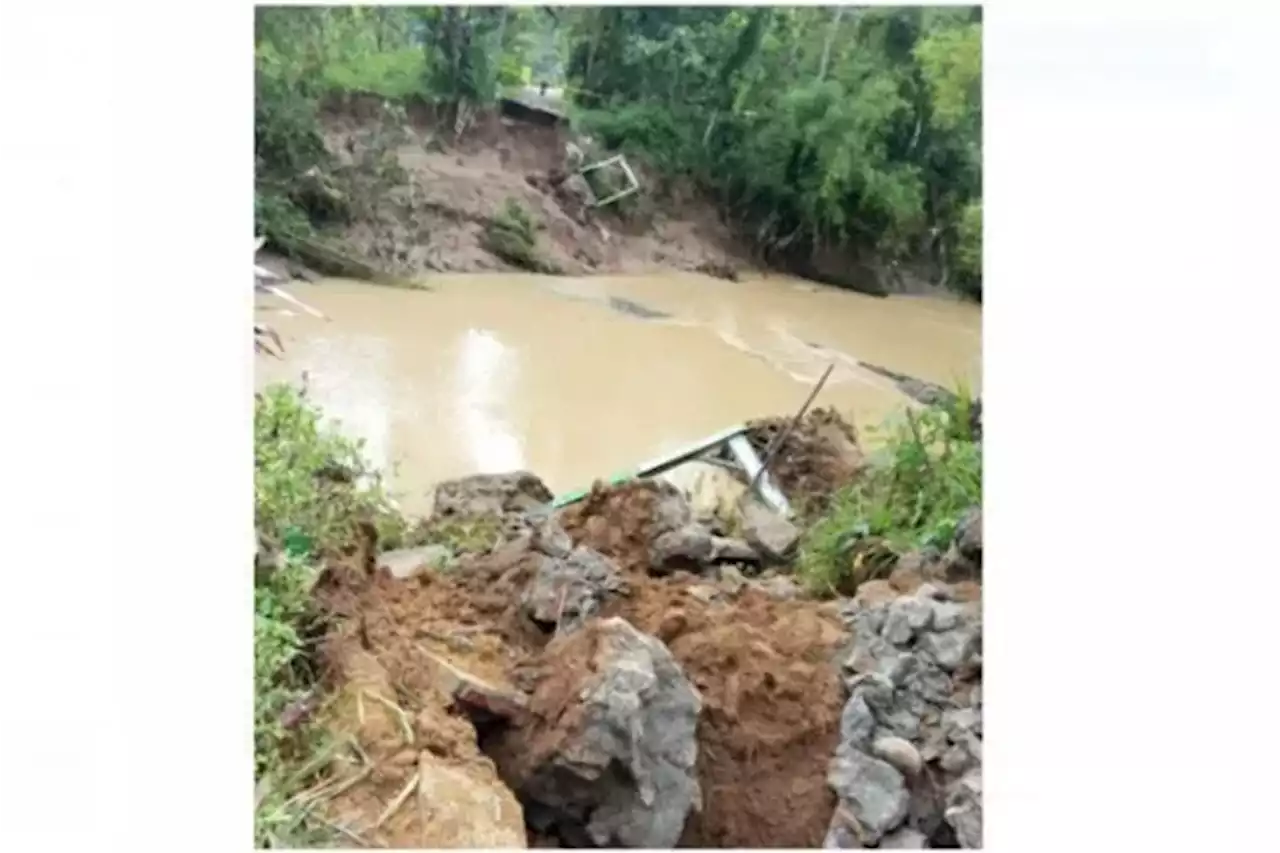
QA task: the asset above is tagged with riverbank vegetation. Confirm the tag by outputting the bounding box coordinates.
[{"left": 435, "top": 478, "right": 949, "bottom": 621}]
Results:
[
  {"left": 253, "top": 385, "right": 408, "bottom": 845},
  {"left": 255, "top": 6, "right": 981, "bottom": 297},
  {"left": 797, "top": 386, "right": 982, "bottom": 595}
]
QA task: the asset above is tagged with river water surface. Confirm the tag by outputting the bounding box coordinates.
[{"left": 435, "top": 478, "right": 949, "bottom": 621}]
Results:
[{"left": 256, "top": 272, "right": 981, "bottom": 515}]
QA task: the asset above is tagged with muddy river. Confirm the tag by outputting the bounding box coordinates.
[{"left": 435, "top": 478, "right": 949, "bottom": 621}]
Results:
[{"left": 256, "top": 272, "right": 981, "bottom": 515}]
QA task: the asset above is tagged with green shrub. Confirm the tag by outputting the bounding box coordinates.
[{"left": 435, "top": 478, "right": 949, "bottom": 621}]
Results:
[
  {"left": 483, "top": 198, "right": 559, "bottom": 273},
  {"left": 797, "top": 389, "right": 982, "bottom": 596}
]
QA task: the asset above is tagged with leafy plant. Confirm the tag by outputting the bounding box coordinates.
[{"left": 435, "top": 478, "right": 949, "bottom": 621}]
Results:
[
  {"left": 797, "top": 388, "right": 982, "bottom": 596},
  {"left": 255, "top": 385, "right": 407, "bottom": 553}
]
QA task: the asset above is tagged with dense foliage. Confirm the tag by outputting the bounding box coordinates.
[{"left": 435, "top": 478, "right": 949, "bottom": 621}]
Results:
[
  {"left": 562, "top": 6, "right": 982, "bottom": 296},
  {"left": 254, "top": 6, "right": 981, "bottom": 295}
]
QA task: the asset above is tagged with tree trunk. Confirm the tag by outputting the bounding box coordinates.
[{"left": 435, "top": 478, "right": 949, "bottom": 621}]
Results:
[
  {"left": 817, "top": 6, "right": 846, "bottom": 82},
  {"left": 494, "top": 6, "right": 508, "bottom": 57}
]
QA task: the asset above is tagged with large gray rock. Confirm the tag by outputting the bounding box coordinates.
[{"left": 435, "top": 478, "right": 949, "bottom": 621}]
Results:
[
  {"left": 828, "top": 582, "right": 983, "bottom": 847},
  {"left": 509, "top": 618, "right": 702, "bottom": 847},
  {"left": 828, "top": 749, "right": 911, "bottom": 844},
  {"left": 644, "top": 482, "right": 740, "bottom": 574},
  {"left": 376, "top": 544, "right": 455, "bottom": 579},
  {"left": 650, "top": 524, "right": 716, "bottom": 573},
  {"left": 742, "top": 502, "right": 801, "bottom": 563},
  {"left": 520, "top": 546, "right": 628, "bottom": 634},
  {"left": 432, "top": 471, "right": 554, "bottom": 518}
]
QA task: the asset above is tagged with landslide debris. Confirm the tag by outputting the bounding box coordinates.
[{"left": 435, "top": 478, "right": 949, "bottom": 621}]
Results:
[{"left": 299, "top": 465, "right": 982, "bottom": 849}]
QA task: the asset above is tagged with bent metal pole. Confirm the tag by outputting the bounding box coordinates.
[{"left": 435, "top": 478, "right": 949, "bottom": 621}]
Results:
[{"left": 744, "top": 362, "right": 837, "bottom": 509}]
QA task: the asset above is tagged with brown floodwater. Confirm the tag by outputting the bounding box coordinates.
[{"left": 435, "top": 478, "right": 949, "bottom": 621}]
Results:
[{"left": 255, "top": 272, "right": 981, "bottom": 516}]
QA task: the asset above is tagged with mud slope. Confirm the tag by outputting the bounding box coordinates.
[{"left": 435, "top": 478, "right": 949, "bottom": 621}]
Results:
[{"left": 318, "top": 95, "right": 748, "bottom": 279}]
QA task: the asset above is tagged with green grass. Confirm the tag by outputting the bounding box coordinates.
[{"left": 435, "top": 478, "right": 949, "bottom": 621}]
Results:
[
  {"left": 254, "top": 384, "right": 410, "bottom": 846},
  {"left": 321, "top": 48, "right": 427, "bottom": 99},
  {"left": 796, "top": 387, "right": 982, "bottom": 596}
]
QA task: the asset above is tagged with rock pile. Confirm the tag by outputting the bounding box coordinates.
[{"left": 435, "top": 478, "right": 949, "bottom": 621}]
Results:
[{"left": 826, "top": 512, "right": 984, "bottom": 848}]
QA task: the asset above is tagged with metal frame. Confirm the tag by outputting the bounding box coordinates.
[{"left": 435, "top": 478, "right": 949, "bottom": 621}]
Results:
[
  {"left": 550, "top": 424, "right": 792, "bottom": 517},
  {"left": 578, "top": 154, "right": 640, "bottom": 208}
]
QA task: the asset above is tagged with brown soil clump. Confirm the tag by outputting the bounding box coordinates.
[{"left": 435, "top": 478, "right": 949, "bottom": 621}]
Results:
[
  {"left": 309, "top": 527, "right": 549, "bottom": 847},
  {"left": 555, "top": 480, "right": 664, "bottom": 577},
  {"left": 611, "top": 583, "right": 847, "bottom": 847},
  {"left": 746, "top": 406, "right": 867, "bottom": 517}
]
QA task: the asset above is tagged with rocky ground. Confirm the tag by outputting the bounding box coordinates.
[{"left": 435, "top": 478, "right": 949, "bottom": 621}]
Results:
[{"left": 289, "top": 410, "right": 983, "bottom": 848}]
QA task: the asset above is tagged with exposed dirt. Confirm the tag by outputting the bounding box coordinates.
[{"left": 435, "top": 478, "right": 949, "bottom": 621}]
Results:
[
  {"left": 316, "top": 95, "right": 750, "bottom": 280},
  {"left": 746, "top": 406, "right": 868, "bottom": 517},
  {"left": 305, "top": 518, "right": 554, "bottom": 846},
  {"left": 556, "top": 481, "right": 664, "bottom": 577},
  {"left": 305, "top": 473, "right": 852, "bottom": 848},
  {"left": 617, "top": 584, "right": 845, "bottom": 847},
  {"left": 555, "top": 480, "right": 848, "bottom": 847}
]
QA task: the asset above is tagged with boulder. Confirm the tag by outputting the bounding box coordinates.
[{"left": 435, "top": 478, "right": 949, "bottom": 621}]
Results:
[
  {"left": 432, "top": 471, "right": 554, "bottom": 519},
  {"left": 742, "top": 502, "right": 801, "bottom": 563},
  {"left": 827, "top": 748, "right": 911, "bottom": 844},
  {"left": 710, "top": 536, "right": 761, "bottom": 564},
  {"left": 650, "top": 524, "right": 717, "bottom": 573},
  {"left": 498, "top": 618, "right": 702, "bottom": 847},
  {"left": 520, "top": 546, "right": 628, "bottom": 634}
]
